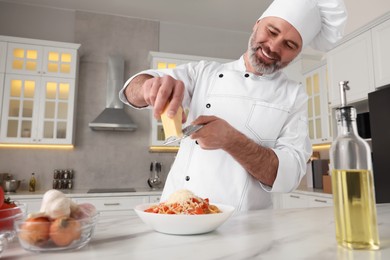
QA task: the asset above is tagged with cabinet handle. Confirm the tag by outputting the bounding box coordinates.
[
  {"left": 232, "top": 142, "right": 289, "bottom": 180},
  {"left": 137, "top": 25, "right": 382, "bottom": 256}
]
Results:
[
  {"left": 290, "top": 195, "right": 300, "bottom": 199},
  {"left": 103, "top": 203, "right": 120, "bottom": 206},
  {"left": 314, "top": 199, "right": 327, "bottom": 203}
]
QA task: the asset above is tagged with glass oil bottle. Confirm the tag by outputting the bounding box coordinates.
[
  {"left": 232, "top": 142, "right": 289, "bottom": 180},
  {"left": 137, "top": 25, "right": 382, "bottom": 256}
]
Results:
[{"left": 329, "top": 81, "right": 379, "bottom": 250}]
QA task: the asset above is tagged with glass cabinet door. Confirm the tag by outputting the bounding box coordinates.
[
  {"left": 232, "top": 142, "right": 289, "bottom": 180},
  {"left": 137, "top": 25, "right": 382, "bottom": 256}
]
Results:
[
  {"left": 0, "top": 75, "right": 74, "bottom": 144},
  {"left": 0, "top": 74, "right": 40, "bottom": 142},
  {"left": 6, "top": 43, "right": 43, "bottom": 75},
  {"left": 37, "top": 77, "right": 74, "bottom": 144},
  {"left": 305, "top": 65, "right": 331, "bottom": 144},
  {"left": 42, "top": 47, "right": 77, "bottom": 78}
]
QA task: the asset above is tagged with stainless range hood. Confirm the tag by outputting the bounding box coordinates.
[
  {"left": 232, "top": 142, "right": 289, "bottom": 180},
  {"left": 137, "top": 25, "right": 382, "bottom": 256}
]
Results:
[{"left": 89, "top": 56, "right": 137, "bottom": 131}]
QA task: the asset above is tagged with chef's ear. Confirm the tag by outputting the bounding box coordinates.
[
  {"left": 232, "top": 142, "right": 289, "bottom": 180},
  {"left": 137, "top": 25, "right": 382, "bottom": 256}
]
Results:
[{"left": 253, "top": 19, "right": 261, "bottom": 31}]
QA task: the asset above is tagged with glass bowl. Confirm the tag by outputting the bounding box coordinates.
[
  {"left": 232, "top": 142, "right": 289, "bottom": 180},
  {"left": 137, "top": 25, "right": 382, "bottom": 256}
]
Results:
[
  {"left": 15, "top": 212, "right": 99, "bottom": 252},
  {"left": 0, "top": 203, "right": 27, "bottom": 256}
]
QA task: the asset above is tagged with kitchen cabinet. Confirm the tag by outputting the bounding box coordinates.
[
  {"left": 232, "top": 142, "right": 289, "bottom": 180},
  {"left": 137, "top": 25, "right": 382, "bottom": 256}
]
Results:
[
  {"left": 281, "top": 193, "right": 309, "bottom": 209},
  {"left": 0, "top": 36, "right": 80, "bottom": 145},
  {"left": 327, "top": 14, "right": 390, "bottom": 107},
  {"left": 148, "top": 51, "right": 231, "bottom": 151},
  {"left": 149, "top": 195, "right": 161, "bottom": 204},
  {"left": 327, "top": 30, "right": 375, "bottom": 107},
  {"left": 74, "top": 196, "right": 150, "bottom": 216},
  {"left": 5, "top": 42, "right": 77, "bottom": 78},
  {"left": 1, "top": 74, "right": 76, "bottom": 144},
  {"left": 16, "top": 198, "right": 42, "bottom": 214},
  {"left": 372, "top": 17, "right": 390, "bottom": 89},
  {"left": 13, "top": 193, "right": 161, "bottom": 216},
  {"left": 0, "top": 41, "right": 5, "bottom": 129},
  {"left": 308, "top": 196, "right": 333, "bottom": 208},
  {"left": 274, "top": 190, "right": 333, "bottom": 209},
  {"left": 304, "top": 64, "right": 332, "bottom": 144}
]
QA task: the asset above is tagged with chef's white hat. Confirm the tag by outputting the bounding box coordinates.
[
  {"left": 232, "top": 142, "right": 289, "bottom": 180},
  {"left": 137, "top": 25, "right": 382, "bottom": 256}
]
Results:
[{"left": 259, "top": 0, "right": 348, "bottom": 51}]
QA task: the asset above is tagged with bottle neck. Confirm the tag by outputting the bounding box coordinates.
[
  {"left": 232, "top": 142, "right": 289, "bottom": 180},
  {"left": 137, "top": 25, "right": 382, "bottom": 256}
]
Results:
[
  {"left": 338, "top": 118, "right": 359, "bottom": 136},
  {"left": 336, "top": 106, "right": 359, "bottom": 137}
]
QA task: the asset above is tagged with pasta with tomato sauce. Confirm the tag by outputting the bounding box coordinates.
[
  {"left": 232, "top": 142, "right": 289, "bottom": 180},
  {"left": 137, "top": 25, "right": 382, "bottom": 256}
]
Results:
[{"left": 144, "top": 189, "right": 221, "bottom": 215}]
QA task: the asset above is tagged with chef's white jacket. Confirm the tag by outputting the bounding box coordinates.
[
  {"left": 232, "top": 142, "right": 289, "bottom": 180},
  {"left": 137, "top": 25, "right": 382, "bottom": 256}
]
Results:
[{"left": 120, "top": 56, "right": 312, "bottom": 211}]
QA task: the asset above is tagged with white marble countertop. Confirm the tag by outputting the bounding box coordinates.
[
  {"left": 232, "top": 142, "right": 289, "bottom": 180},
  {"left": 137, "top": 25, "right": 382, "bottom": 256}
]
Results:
[{"left": 3, "top": 204, "right": 390, "bottom": 259}]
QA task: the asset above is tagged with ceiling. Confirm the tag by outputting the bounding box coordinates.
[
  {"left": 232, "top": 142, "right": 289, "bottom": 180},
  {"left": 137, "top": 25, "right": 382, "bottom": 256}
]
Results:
[{"left": 3, "top": 0, "right": 273, "bottom": 33}]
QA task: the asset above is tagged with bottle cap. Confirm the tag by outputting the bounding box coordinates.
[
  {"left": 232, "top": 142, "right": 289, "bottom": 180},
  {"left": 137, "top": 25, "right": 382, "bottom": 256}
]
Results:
[{"left": 339, "top": 80, "right": 350, "bottom": 107}]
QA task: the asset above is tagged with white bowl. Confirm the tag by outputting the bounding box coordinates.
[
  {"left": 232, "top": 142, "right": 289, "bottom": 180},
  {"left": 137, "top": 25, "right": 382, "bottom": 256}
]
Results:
[{"left": 134, "top": 203, "right": 235, "bottom": 235}]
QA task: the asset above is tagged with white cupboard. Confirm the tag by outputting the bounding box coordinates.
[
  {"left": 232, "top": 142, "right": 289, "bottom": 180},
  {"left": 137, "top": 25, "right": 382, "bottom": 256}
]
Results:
[
  {"left": 74, "top": 196, "right": 150, "bottom": 216},
  {"left": 13, "top": 194, "right": 161, "bottom": 216},
  {"left": 274, "top": 191, "right": 333, "bottom": 209},
  {"left": 327, "top": 30, "right": 375, "bottom": 107},
  {"left": 372, "top": 17, "right": 390, "bottom": 89},
  {"left": 327, "top": 14, "right": 390, "bottom": 107},
  {"left": 0, "top": 41, "right": 6, "bottom": 133},
  {"left": 5, "top": 42, "right": 77, "bottom": 78},
  {"left": 0, "top": 36, "right": 80, "bottom": 145}
]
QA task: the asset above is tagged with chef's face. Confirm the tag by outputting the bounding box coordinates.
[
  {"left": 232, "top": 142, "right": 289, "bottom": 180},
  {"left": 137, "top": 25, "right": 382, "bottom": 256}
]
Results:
[{"left": 246, "top": 16, "right": 302, "bottom": 75}]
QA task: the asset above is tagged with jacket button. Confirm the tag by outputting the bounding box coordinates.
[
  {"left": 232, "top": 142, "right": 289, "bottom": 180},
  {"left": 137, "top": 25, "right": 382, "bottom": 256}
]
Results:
[
  {"left": 244, "top": 73, "right": 250, "bottom": 78},
  {"left": 185, "top": 176, "right": 190, "bottom": 181},
  {"left": 206, "top": 103, "right": 211, "bottom": 108},
  {"left": 218, "top": 74, "right": 223, "bottom": 78}
]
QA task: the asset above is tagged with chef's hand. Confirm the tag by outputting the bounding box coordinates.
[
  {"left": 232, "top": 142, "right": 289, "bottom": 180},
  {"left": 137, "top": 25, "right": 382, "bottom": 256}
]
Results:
[
  {"left": 190, "top": 115, "right": 236, "bottom": 150},
  {"left": 142, "top": 75, "right": 186, "bottom": 121},
  {"left": 125, "top": 74, "right": 186, "bottom": 121}
]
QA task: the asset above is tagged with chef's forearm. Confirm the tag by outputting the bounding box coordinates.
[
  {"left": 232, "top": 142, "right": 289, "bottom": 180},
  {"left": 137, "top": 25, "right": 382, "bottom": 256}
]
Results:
[
  {"left": 124, "top": 74, "right": 153, "bottom": 108},
  {"left": 223, "top": 131, "right": 278, "bottom": 186}
]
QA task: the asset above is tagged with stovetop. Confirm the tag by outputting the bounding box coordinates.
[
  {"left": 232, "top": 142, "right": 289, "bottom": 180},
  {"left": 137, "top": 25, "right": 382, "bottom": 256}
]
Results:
[{"left": 87, "top": 188, "right": 136, "bottom": 193}]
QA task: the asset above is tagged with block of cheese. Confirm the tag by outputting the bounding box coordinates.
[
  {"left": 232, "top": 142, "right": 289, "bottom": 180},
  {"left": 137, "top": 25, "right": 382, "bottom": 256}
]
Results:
[{"left": 161, "top": 104, "right": 183, "bottom": 139}]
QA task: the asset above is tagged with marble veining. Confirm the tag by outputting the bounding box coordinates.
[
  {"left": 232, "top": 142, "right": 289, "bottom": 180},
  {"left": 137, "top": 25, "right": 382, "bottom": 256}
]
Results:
[{"left": 3, "top": 204, "right": 390, "bottom": 259}]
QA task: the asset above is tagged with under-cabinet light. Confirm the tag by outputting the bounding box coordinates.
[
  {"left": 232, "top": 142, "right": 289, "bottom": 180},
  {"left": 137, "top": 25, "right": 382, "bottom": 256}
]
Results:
[
  {"left": 0, "top": 144, "right": 74, "bottom": 149},
  {"left": 312, "top": 143, "right": 331, "bottom": 150},
  {"left": 149, "top": 146, "right": 179, "bottom": 153}
]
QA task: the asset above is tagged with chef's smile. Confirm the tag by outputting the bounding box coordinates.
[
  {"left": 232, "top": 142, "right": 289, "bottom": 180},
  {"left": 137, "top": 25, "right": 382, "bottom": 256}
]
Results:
[{"left": 256, "top": 46, "right": 279, "bottom": 65}]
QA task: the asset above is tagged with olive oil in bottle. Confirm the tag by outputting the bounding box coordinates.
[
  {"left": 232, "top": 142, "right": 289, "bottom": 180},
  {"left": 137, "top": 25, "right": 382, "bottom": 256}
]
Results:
[
  {"left": 29, "top": 172, "right": 36, "bottom": 192},
  {"left": 331, "top": 169, "right": 379, "bottom": 249},
  {"left": 329, "top": 81, "right": 379, "bottom": 250}
]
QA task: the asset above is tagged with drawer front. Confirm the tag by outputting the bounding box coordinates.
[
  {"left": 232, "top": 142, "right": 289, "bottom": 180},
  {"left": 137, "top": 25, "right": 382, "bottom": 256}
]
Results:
[
  {"left": 308, "top": 197, "right": 333, "bottom": 207},
  {"left": 149, "top": 195, "right": 161, "bottom": 204},
  {"left": 75, "top": 196, "right": 149, "bottom": 212},
  {"left": 17, "top": 199, "right": 42, "bottom": 214},
  {"left": 282, "top": 194, "right": 309, "bottom": 209}
]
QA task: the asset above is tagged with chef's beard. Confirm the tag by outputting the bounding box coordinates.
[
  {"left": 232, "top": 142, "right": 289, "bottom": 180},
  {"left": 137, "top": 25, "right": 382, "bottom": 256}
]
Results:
[{"left": 247, "top": 31, "right": 285, "bottom": 75}]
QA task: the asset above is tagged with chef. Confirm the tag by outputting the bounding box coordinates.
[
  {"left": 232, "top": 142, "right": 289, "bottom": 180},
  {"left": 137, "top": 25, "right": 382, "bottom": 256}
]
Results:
[{"left": 120, "top": 0, "right": 348, "bottom": 210}]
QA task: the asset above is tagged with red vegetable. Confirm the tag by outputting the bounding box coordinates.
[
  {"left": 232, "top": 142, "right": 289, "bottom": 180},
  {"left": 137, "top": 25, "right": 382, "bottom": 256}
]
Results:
[
  {"left": 0, "top": 197, "right": 22, "bottom": 230},
  {"left": 0, "top": 187, "right": 4, "bottom": 208}
]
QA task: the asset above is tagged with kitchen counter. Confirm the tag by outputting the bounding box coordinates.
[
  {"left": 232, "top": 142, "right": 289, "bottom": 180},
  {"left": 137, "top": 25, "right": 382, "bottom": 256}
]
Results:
[
  {"left": 3, "top": 204, "right": 390, "bottom": 259},
  {"left": 6, "top": 187, "right": 163, "bottom": 199},
  {"left": 294, "top": 186, "right": 333, "bottom": 198}
]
